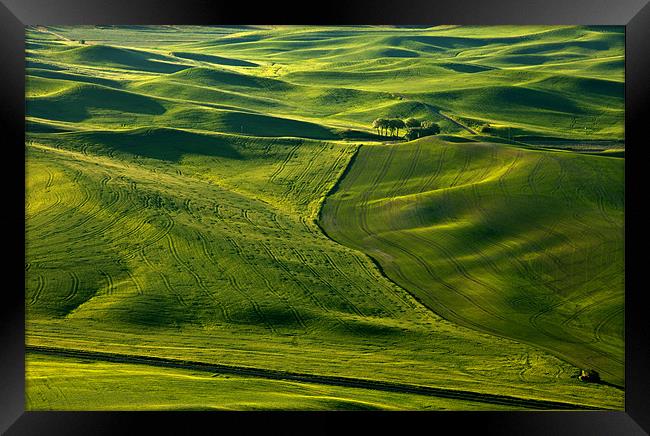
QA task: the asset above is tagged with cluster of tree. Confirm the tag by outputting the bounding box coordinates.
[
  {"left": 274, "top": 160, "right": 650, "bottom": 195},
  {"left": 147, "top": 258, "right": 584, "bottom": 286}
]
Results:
[
  {"left": 372, "top": 118, "right": 406, "bottom": 137},
  {"left": 372, "top": 117, "right": 440, "bottom": 140}
]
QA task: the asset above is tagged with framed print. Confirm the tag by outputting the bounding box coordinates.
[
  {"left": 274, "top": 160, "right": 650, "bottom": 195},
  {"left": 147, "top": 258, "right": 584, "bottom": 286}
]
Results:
[{"left": 1, "top": 0, "right": 649, "bottom": 434}]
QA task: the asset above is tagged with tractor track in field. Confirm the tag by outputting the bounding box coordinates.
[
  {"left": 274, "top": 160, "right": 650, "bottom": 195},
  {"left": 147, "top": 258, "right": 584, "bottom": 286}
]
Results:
[
  {"left": 525, "top": 293, "right": 625, "bottom": 375},
  {"left": 99, "top": 269, "right": 115, "bottom": 296},
  {"left": 594, "top": 307, "right": 624, "bottom": 347},
  {"left": 29, "top": 274, "right": 46, "bottom": 306},
  {"left": 318, "top": 250, "right": 399, "bottom": 318},
  {"left": 220, "top": 211, "right": 312, "bottom": 332},
  {"left": 45, "top": 178, "right": 148, "bottom": 252},
  {"left": 286, "top": 245, "right": 365, "bottom": 319},
  {"left": 33, "top": 171, "right": 101, "bottom": 241},
  {"left": 318, "top": 140, "right": 625, "bottom": 386},
  {"left": 526, "top": 154, "right": 547, "bottom": 196},
  {"left": 561, "top": 292, "right": 621, "bottom": 332},
  {"left": 127, "top": 211, "right": 176, "bottom": 264},
  {"left": 495, "top": 153, "right": 572, "bottom": 281},
  {"left": 269, "top": 142, "right": 301, "bottom": 185},
  {"left": 552, "top": 155, "right": 612, "bottom": 247},
  {"left": 468, "top": 157, "right": 581, "bottom": 296},
  {"left": 410, "top": 229, "right": 493, "bottom": 294},
  {"left": 467, "top": 155, "right": 509, "bottom": 278},
  {"left": 28, "top": 187, "right": 63, "bottom": 231},
  {"left": 389, "top": 231, "right": 509, "bottom": 324},
  {"left": 37, "top": 173, "right": 122, "bottom": 243},
  {"left": 232, "top": 211, "right": 309, "bottom": 330},
  {"left": 165, "top": 233, "right": 231, "bottom": 322},
  {"left": 418, "top": 144, "right": 447, "bottom": 193},
  {"left": 352, "top": 143, "right": 510, "bottom": 324},
  {"left": 318, "top": 144, "right": 452, "bottom": 321},
  {"left": 347, "top": 253, "right": 415, "bottom": 314},
  {"left": 139, "top": 241, "right": 187, "bottom": 308},
  {"left": 289, "top": 142, "right": 327, "bottom": 200},
  {"left": 497, "top": 151, "right": 523, "bottom": 198},
  {"left": 318, "top": 142, "right": 502, "bottom": 332},
  {"left": 62, "top": 270, "right": 80, "bottom": 303},
  {"left": 319, "top": 146, "right": 351, "bottom": 195},
  {"left": 44, "top": 167, "right": 55, "bottom": 189},
  {"left": 126, "top": 269, "right": 144, "bottom": 296},
  {"left": 411, "top": 144, "right": 449, "bottom": 227},
  {"left": 253, "top": 241, "right": 310, "bottom": 329},
  {"left": 194, "top": 228, "right": 275, "bottom": 332},
  {"left": 386, "top": 142, "right": 421, "bottom": 199},
  {"left": 238, "top": 192, "right": 385, "bottom": 329},
  {"left": 26, "top": 345, "right": 601, "bottom": 411},
  {"left": 355, "top": 145, "right": 397, "bottom": 241},
  {"left": 450, "top": 147, "right": 472, "bottom": 188}
]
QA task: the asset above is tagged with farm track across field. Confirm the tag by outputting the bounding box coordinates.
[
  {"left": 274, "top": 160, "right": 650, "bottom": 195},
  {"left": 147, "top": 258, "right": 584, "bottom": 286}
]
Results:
[{"left": 26, "top": 345, "right": 600, "bottom": 410}]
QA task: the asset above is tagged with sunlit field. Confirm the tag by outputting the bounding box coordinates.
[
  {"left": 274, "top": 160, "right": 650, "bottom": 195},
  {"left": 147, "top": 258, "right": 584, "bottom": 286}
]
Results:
[{"left": 25, "top": 25, "right": 624, "bottom": 410}]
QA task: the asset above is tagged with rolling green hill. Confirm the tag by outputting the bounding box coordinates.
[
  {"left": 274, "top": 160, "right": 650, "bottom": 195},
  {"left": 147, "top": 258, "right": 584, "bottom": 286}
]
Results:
[
  {"left": 25, "top": 24, "right": 624, "bottom": 410},
  {"left": 319, "top": 137, "right": 624, "bottom": 385}
]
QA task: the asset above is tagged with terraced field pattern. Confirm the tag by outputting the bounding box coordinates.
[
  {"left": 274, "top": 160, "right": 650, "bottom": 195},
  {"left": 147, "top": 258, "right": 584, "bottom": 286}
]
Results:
[{"left": 25, "top": 25, "right": 624, "bottom": 410}]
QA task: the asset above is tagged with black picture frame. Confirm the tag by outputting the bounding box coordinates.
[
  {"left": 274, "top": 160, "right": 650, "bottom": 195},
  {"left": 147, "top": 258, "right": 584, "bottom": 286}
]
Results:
[{"left": 2, "top": 0, "right": 648, "bottom": 434}]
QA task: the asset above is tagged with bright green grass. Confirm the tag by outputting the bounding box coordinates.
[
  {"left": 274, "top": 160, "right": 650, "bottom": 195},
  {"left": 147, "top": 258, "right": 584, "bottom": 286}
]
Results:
[
  {"left": 25, "top": 25, "right": 624, "bottom": 410},
  {"left": 26, "top": 354, "right": 532, "bottom": 411},
  {"left": 320, "top": 137, "right": 624, "bottom": 385},
  {"left": 27, "top": 25, "right": 623, "bottom": 140},
  {"left": 26, "top": 135, "right": 624, "bottom": 409}
]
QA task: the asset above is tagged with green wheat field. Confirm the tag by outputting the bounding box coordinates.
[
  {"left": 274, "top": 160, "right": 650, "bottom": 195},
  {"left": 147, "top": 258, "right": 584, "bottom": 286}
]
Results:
[{"left": 25, "top": 25, "right": 624, "bottom": 410}]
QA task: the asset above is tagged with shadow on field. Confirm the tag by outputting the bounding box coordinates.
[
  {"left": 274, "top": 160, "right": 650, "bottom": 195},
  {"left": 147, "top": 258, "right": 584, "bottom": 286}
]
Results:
[
  {"left": 59, "top": 45, "right": 189, "bottom": 74},
  {"left": 64, "top": 128, "right": 243, "bottom": 162},
  {"left": 27, "top": 85, "right": 167, "bottom": 122},
  {"left": 171, "top": 51, "right": 258, "bottom": 67},
  {"left": 27, "top": 68, "right": 122, "bottom": 88}
]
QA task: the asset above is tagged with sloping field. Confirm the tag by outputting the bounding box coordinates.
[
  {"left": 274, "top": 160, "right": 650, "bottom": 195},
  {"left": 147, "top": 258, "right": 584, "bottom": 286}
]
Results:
[
  {"left": 27, "top": 25, "right": 624, "bottom": 140},
  {"left": 25, "top": 25, "right": 624, "bottom": 410},
  {"left": 27, "top": 133, "right": 622, "bottom": 409},
  {"left": 320, "top": 137, "right": 624, "bottom": 385}
]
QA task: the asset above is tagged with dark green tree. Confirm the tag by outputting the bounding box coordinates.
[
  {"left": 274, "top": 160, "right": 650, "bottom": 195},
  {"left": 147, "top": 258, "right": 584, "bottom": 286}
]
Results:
[
  {"left": 380, "top": 118, "right": 392, "bottom": 136},
  {"left": 389, "top": 119, "right": 406, "bottom": 137},
  {"left": 373, "top": 118, "right": 389, "bottom": 137},
  {"left": 405, "top": 117, "right": 421, "bottom": 129},
  {"left": 421, "top": 121, "right": 441, "bottom": 136}
]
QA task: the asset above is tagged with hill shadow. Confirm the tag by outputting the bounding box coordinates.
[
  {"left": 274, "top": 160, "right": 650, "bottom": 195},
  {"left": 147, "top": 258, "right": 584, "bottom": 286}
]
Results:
[
  {"left": 438, "top": 62, "right": 495, "bottom": 73},
  {"left": 27, "top": 85, "right": 166, "bottom": 122},
  {"left": 25, "top": 60, "right": 64, "bottom": 71},
  {"left": 208, "top": 111, "right": 339, "bottom": 139},
  {"left": 169, "top": 67, "right": 294, "bottom": 91},
  {"left": 59, "top": 44, "right": 189, "bottom": 73},
  {"left": 171, "top": 51, "right": 258, "bottom": 67},
  {"left": 27, "top": 68, "right": 122, "bottom": 88},
  {"left": 66, "top": 127, "right": 243, "bottom": 162}
]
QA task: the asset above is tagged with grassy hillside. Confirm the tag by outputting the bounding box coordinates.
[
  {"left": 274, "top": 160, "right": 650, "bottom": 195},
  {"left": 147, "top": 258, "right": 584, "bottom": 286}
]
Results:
[
  {"left": 25, "top": 25, "right": 624, "bottom": 410},
  {"left": 27, "top": 132, "right": 623, "bottom": 409},
  {"left": 320, "top": 137, "right": 624, "bottom": 385},
  {"left": 27, "top": 25, "right": 623, "bottom": 140}
]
